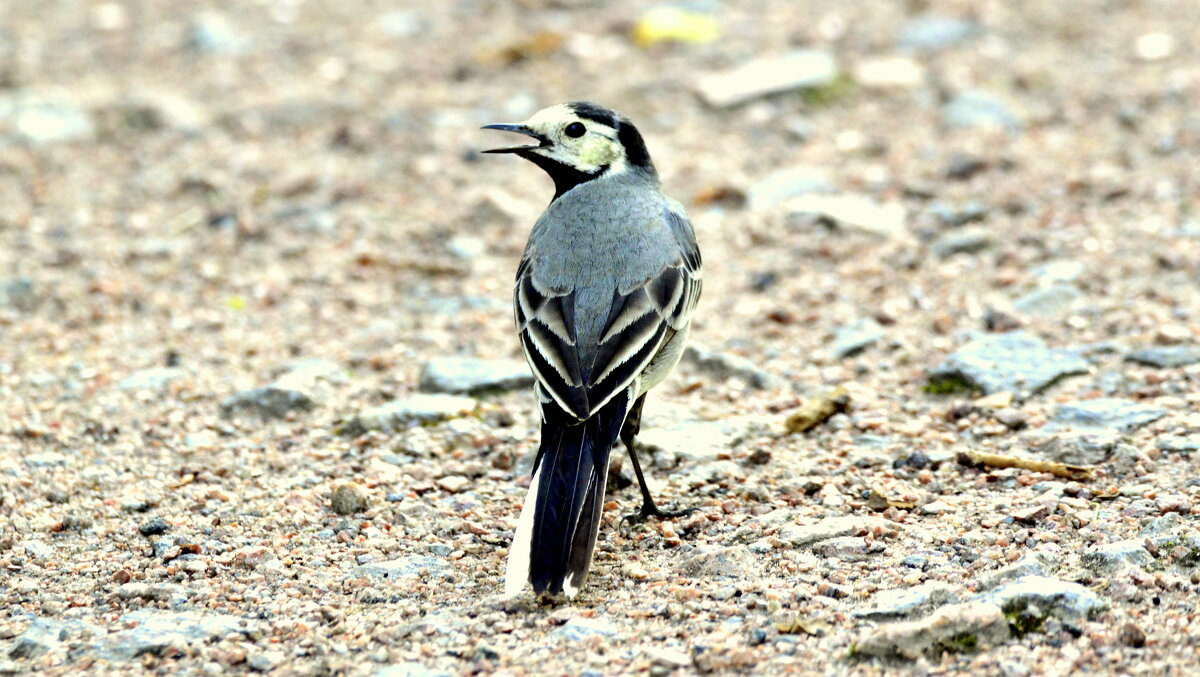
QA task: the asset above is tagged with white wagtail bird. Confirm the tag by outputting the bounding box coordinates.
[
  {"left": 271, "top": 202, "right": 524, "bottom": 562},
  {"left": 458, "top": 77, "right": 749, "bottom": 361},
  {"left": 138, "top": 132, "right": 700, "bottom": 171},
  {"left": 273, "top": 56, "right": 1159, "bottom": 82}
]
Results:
[{"left": 482, "top": 102, "right": 702, "bottom": 600}]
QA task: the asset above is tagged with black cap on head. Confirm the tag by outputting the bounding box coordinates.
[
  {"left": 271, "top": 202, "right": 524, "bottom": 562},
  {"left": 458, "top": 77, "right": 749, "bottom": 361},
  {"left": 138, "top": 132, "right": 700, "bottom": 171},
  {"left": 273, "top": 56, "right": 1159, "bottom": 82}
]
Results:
[{"left": 566, "top": 102, "right": 654, "bottom": 172}]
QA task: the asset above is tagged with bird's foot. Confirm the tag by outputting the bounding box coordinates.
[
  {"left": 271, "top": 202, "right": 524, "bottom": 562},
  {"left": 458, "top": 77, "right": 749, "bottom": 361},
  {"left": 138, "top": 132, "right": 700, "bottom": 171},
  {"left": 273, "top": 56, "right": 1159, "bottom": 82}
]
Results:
[{"left": 619, "top": 502, "right": 697, "bottom": 534}]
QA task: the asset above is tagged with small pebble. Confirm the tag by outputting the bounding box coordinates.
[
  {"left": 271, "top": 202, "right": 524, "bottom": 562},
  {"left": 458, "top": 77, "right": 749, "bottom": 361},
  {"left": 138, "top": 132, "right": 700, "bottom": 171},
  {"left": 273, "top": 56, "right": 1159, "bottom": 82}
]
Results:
[
  {"left": 436, "top": 475, "right": 470, "bottom": 493},
  {"left": 1119, "top": 622, "right": 1146, "bottom": 648},
  {"left": 139, "top": 517, "right": 170, "bottom": 536},
  {"left": 330, "top": 483, "right": 369, "bottom": 515}
]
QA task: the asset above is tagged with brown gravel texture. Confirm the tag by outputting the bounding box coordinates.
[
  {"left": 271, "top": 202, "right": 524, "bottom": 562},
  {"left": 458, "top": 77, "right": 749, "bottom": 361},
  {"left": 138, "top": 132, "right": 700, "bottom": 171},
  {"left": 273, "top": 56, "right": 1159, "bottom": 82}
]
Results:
[{"left": 2, "top": 1, "right": 1200, "bottom": 675}]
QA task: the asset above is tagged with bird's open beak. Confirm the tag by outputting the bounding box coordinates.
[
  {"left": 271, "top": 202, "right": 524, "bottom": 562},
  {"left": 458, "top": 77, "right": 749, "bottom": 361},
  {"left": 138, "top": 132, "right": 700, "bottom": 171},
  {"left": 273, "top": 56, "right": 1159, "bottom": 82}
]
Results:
[{"left": 481, "top": 124, "right": 549, "bottom": 154}]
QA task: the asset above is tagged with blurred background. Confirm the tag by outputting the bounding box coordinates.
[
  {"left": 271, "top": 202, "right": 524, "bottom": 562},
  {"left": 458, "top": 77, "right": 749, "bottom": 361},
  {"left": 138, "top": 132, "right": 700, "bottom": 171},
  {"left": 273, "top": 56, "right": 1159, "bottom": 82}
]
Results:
[{"left": 1, "top": 1, "right": 1199, "bottom": 673}]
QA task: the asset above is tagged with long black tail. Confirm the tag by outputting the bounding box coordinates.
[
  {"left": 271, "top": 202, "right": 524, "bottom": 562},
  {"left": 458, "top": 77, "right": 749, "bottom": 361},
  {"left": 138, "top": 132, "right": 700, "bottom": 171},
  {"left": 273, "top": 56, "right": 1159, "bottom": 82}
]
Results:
[{"left": 527, "top": 394, "right": 628, "bottom": 598}]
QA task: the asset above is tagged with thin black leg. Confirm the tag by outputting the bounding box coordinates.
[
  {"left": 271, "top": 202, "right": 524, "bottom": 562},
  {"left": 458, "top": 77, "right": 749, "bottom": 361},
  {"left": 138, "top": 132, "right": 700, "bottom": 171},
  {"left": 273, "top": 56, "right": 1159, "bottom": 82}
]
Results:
[{"left": 619, "top": 395, "right": 696, "bottom": 532}]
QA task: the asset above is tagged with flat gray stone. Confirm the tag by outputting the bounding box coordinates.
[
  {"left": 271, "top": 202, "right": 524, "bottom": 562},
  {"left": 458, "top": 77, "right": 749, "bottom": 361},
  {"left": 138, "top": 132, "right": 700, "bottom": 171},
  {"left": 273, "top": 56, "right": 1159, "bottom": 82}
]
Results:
[
  {"left": 898, "top": 16, "right": 981, "bottom": 51},
  {"left": 678, "top": 546, "right": 757, "bottom": 578},
  {"left": 853, "top": 582, "right": 963, "bottom": 620},
  {"left": 247, "top": 650, "right": 285, "bottom": 672},
  {"left": 1126, "top": 345, "right": 1200, "bottom": 368},
  {"left": 9, "top": 618, "right": 62, "bottom": 659},
  {"left": 549, "top": 617, "right": 619, "bottom": 642},
  {"left": 928, "top": 201, "right": 990, "bottom": 227},
  {"left": 0, "top": 278, "right": 37, "bottom": 311},
  {"left": 788, "top": 194, "right": 907, "bottom": 239},
  {"left": 636, "top": 415, "right": 773, "bottom": 464},
  {"left": 188, "top": 12, "right": 250, "bottom": 54},
  {"left": 219, "top": 386, "right": 316, "bottom": 420},
  {"left": 116, "top": 583, "right": 190, "bottom": 606},
  {"left": 930, "top": 227, "right": 992, "bottom": 258},
  {"left": 347, "top": 395, "right": 477, "bottom": 434},
  {"left": 118, "top": 367, "right": 186, "bottom": 392},
  {"left": 377, "top": 11, "right": 424, "bottom": 38},
  {"left": 973, "top": 576, "right": 1107, "bottom": 624},
  {"left": 1082, "top": 540, "right": 1153, "bottom": 574},
  {"left": 418, "top": 357, "right": 532, "bottom": 395},
  {"left": 1157, "top": 435, "right": 1200, "bottom": 454},
  {"left": 1032, "top": 431, "right": 1119, "bottom": 465},
  {"left": 24, "top": 452, "right": 67, "bottom": 468},
  {"left": 0, "top": 93, "right": 94, "bottom": 144},
  {"left": 349, "top": 555, "right": 449, "bottom": 581},
  {"left": 854, "top": 602, "right": 1009, "bottom": 659},
  {"left": 446, "top": 235, "right": 486, "bottom": 260},
  {"left": 1138, "top": 514, "right": 1200, "bottom": 553},
  {"left": 927, "top": 331, "right": 1090, "bottom": 397},
  {"left": 276, "top": 358, "right": 345, "bottom": 383},
  {"left": 681, "top": 459, "right": 744, "bottom": 484},
  {"left": 1044, "top": 398, "right": 1167, "bottom": 433},
  {"left": 1013, "top": 284, "right": 1084, "bottom": 318},
  {"left": 23, "top": 540, "right": 52, "bottom": 560},
  {"left": 683, "top": 344, "right": 777, "bottom": 388},
  {"left": 980, "top": 552, "right": 1057, "bottom": 590},
  {"left": 831, "top": 318, "right": 885, "bottom": 359},
  {"left": 942, "top": 90, "right": 1021, "bottom": 131},
  {"left": 811, "top": 536, "right": 885, "bottom": 561},
  {"left": 218, "top": 359, "right": 346, "bottom": 422},
  {"left": 746, "top": 166, "right": 833, "bottom": 210},
  {"left": 696, "top": 50, "right": 838, "bottom": 108},
  {"left": 8, "top": 617, "right": 100, "bottom": 660},
  {"left": 1140, "top": 513, "right": 1185, "bottom": 539},
  {"left": 1032, "top": 260, "right": 1085, "bottom": 286},
  {"left": 778, "top": 516, "right": 890, "bottom": 547},
  {"left": 95, "top": 610, "right": 259, "bottom": 659}
]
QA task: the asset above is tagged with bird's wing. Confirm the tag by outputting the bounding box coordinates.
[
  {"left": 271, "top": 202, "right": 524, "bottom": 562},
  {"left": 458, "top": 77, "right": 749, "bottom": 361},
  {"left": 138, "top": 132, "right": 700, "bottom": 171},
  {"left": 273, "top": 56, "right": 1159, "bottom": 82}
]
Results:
[
  {"left": 514, "top": 254, "right": 590, "bottom": 419},
  {"left": 515, "top": 208, "right": 702, "bottom": 421}
]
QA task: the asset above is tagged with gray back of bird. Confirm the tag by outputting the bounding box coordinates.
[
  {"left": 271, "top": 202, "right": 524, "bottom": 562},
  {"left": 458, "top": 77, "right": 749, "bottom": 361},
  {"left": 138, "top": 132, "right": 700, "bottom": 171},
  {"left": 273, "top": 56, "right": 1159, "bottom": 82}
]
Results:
[{"left": 524, "top": 169, "right": 687, "bottom": 368}]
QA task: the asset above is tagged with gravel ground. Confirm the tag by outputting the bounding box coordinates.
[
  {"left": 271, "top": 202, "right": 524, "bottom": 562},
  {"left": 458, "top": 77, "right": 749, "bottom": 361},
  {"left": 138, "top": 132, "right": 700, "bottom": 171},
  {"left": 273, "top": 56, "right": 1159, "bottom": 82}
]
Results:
[{"left": 2, "top": 1, "right": 1199, "bottom": 675}]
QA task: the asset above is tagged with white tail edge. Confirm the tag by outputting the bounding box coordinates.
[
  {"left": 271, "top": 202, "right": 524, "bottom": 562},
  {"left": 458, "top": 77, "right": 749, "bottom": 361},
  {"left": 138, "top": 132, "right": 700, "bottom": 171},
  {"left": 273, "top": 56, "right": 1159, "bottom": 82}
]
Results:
[{"left": 502, "top": 468, "right": 540, "bottom": 599}]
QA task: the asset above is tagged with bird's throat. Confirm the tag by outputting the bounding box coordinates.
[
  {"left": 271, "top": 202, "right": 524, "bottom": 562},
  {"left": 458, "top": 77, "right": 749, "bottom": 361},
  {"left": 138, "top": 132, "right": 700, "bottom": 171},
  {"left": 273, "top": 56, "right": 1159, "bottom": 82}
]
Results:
[{"left": 518, "top": 151, "right": 605, "bottom": 202}]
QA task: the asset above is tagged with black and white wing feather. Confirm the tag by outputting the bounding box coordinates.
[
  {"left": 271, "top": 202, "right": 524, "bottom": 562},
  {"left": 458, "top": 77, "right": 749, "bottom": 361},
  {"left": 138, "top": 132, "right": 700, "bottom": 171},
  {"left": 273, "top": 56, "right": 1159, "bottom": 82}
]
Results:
[{"left": 514, "top": 208, "right": 701, "bottom": 422}]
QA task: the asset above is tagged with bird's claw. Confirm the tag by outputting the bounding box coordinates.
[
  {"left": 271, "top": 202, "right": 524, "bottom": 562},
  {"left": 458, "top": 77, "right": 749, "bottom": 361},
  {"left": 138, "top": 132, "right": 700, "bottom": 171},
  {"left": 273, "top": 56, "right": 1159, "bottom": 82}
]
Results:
[{"left": 619, "top": 503, "right": 697, "bottom": 535}]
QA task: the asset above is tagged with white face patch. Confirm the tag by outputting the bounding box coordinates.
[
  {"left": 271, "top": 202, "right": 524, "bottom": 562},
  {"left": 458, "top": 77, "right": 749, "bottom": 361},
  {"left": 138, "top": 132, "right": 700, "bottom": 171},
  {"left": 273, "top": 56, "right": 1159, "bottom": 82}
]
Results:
[{"left": 522, "top": 105, "right": 628, "bottom": 175}]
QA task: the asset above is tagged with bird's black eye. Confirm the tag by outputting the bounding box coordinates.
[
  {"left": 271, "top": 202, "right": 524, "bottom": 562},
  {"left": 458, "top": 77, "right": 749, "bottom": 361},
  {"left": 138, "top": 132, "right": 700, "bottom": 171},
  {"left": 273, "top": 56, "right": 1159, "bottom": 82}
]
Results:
[{"left": 564, "top": 122, "right": 586, "bottom": 138}]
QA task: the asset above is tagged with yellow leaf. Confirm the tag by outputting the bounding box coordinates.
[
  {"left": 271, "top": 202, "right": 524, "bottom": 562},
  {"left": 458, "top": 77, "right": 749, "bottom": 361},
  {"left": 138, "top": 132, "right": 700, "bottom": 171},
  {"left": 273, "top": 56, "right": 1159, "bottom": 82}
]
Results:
[
  {"left": 227, "top": 295, "right": 246, "bottom": 311},
  {"left": 633, "top": 7, "right": 718, "bottom": 47}
]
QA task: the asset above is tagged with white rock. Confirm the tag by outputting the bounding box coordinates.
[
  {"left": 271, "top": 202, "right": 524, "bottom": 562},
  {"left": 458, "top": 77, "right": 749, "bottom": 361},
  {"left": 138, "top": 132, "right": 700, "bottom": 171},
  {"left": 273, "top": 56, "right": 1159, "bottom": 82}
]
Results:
[
  {"left": 550, "top": 616, "right": 619, "bottom": 642},
  {"left": 1135, "top": 33, "right": 1175, "bottom": 61},
  {"left": 788, "top": 194, "right": 908, "bottom": 239},
  {"left": 645, "top": 647, "right": 691, "bottom": 668},
  {"left": 350, "top": 556, "right": 449, "bottom": 581},
  {"left": 919, "top": 500, "right": 953, "bottom": 515},
  {"left": 637, "top": 415, "right": 774, "bottom": 465},
  {"left": 25, "top": 452, "right": 68, "bottom": 468},
  {"left": 1, "top": 92, "right": 94, "bottom": 143},
  {"left": 747, "top": 166, "right": 833, "bottom": 210},
  {"left": 778, "top": 516, "right": 891, "bottom": 547},
  {"left": 678, "top": 545, "right": 757, "bottom": 577},
  {"left": 855, "top": 57, "right": 924, "bottom": 88},
  {"left": 118, "top": 367, "right": 186, "bottom": 392},
  {"left": 697, "top": 50, "right": 838, "bottom": 108},
  {"left": 24, "top": 540, "right": 53, "bottom": 560}
]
